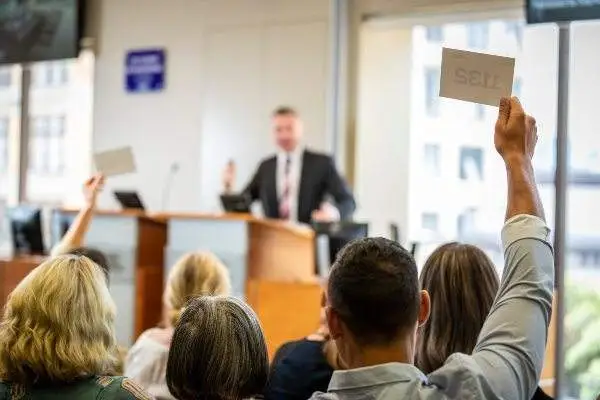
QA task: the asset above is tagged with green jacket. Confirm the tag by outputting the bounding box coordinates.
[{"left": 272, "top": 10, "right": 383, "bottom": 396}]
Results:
[{"left": 0, "top": 376, "right": 153, "bottom": 399}]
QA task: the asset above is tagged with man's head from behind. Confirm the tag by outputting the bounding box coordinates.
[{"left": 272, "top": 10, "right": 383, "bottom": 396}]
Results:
[
  {"left": 272, "top": 106, "right": 302, "bottom": 152},
  {"left": 326, "top": 237, "right": 430, "bottom": 368}
]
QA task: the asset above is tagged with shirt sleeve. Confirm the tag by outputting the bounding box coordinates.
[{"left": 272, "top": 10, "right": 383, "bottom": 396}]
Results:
[{"left": 469, "top": 214, "right": 554, "bottom": 399}]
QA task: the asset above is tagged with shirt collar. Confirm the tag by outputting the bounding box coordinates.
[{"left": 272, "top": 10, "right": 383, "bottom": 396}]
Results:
[
  {"left": 328, "top": 362, "right": 426, "bottom": 392},
  {"left": 277, "top": 146, "right": 304, "bottom": 163}
]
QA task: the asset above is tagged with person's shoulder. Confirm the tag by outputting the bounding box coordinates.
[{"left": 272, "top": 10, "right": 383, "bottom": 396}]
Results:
[
  {"left": 96, "top": 376, "right": 154, "bottom": 400},
  {"left": 302, "top": 149, "right": 335, "bottom": 167},
  {"left": 308, "top": 391, "right": 337, "bottom": 400},
  {"left": 259, "top": 154, "right": 277, "bottom": 165},
  {"left": 137, "top": 327, "right": 172, "bottom": 347}
]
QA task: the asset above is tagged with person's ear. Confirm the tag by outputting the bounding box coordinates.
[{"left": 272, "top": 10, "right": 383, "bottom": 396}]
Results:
[
  {"left": 325, "top": 306, "right": 343, "bottom": 339},
  {"left": 418, "top": 290, "right": 431, "bottom": 327}
]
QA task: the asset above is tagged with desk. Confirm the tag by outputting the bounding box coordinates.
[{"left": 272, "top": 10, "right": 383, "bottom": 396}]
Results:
[{"left": 0, "top": 256, "right": 44, "bottom": 309}]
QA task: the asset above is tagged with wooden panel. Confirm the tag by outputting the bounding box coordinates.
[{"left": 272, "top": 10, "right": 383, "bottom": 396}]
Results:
[
  {"left": 134, "top": 217, "right": 168, "bottom": 338},
  {"left": 246, "top": 280, "right": 322, "bottom": 359},
  {"left": 248, "top": 220, "right": 316, "bottom": 282},
  {"left": 0, "top": 256, "right": 44, "bottom": 309}
]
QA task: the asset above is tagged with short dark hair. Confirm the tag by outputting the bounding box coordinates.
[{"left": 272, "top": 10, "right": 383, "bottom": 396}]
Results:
[
  {"left": 328, "top": 237, "right": 420, "bottom": 345},
  {"left": 166, "top": 296, "right": 269, "bottom": 400},
  {"left": 272, "top": 106, "right": 298, "bottom": 117},
  {"left": 66, "top": 247, "right": 110, "bottom": 282}
]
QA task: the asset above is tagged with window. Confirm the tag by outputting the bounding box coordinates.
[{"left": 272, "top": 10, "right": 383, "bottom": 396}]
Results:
[
  {"left": 467, "top": 22, "right": 489, "bottom": 49},
  {"left": 425, "top": 67, "right": 440, "bottom": 116},
  {"left": 29, "top": 116, "right": 65, "bottom": 175},
  {"left": 0, "top": 119, "right": 7, "bottom": 172},
  {"left": 425, "top": 26, "right": 443, "bottom": 42},
  {"left": 421, "top": 213, "right": 439, "bottom": 232},
  {"left": 457, "top": 208, "right": 477, "bottom": 236},
  {"left": 32, "top": 61, "right": 69, "bottom": 87},
  {"left": 423, "top": 144, "right": 440, "bottom": 177},
  {"left": 505, "top": 21, "right": 523, "bottom": 45},
  {"left": 0, "top": 68, "right": 11, "bottom": 88},
  {"left": 459, "top": 147, "right": 484, "bottom": 180},
  {"left": 512, "top": 77, "right": 522, "bottom": 98},
  {"left": 475, "top": 104, "right": 485, "bottom": 120}
]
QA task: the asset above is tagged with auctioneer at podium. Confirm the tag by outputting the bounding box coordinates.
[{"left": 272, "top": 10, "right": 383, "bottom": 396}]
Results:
[{"left": 222, "top": 106, "right": 356, "bottom": 224}]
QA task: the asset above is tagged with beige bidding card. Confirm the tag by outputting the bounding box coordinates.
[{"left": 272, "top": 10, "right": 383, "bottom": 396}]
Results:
[
  {"left": 439, "top": 47, "right": 515, "bottom": 107},
  {"left": 94, "top": 146, "right": 136, "bottom": 177}
]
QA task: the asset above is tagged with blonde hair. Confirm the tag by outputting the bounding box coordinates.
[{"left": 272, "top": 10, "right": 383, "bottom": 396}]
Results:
[
  {"left": 0, "top": 255, "right": 118, "bottom": 384},
  {"left": 165, "top": 252, "right": 231, "bottom": 326}
]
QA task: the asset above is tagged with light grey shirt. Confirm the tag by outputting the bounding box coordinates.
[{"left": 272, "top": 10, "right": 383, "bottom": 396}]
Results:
[{"left": 310, "top": 214, "right": 554, "bottom": 400}]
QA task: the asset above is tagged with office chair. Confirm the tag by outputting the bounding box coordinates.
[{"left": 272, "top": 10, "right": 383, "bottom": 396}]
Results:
[{"left": 312, "top": 221, "right": 369, "bottom": 277}]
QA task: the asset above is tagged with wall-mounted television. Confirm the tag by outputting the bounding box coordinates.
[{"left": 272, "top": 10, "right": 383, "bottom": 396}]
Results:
[
  {"left": 527, "top": 0, "right": 600, "bottom": 24},
  {"left": 0, "top": 0, "right": 84, "bottom": 65}
]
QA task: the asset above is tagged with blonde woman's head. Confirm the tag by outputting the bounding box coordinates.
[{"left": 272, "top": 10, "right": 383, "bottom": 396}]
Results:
[
  {"left": 0, "top": 255, "right": 118, "bottom": 384},
  {"left": 165, "top": 252, "right": 231, "bottom": 326}
]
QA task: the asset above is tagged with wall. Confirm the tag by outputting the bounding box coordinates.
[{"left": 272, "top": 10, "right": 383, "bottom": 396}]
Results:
[
  {"left": 354, "top": 26, "right": 413, "bottom": 238},
  {"left": 93, "top": 0, "right": 332, "bottom": 212}
]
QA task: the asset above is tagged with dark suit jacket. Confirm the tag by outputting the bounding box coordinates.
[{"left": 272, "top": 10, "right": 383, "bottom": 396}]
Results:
[{"left": 242, "top": 149, "right": 355, "bottom": 224}]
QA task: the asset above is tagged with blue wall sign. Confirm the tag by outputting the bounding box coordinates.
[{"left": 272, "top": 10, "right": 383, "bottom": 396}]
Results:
[{"left": 125, "top": 49, "right": 166, "bottom": 93}]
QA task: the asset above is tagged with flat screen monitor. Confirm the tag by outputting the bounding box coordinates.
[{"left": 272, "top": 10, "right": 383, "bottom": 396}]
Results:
[
  {"left": 0, "top": 0, "right": 83, "bottom": 65},
  {"left": 527, "top": 0, "right": 600, "bottom": 24},
  {"left": 8, "top": 205, "right": 45, "bottom": 255}
]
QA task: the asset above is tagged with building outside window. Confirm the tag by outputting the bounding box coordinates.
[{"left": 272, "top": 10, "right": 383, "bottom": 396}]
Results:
[
  {"left": 513, "top": 77, "right": 522, "bottom": 98},
  {"left": 0, "top": 118, "right": 7, "bottom": 172},
  {"left": 421, "top": 213, "right": 439, "bottom": 232},
  {"left": 32, "top": 61, "right": 69, "bottom": 87},
  {"left": 29, "top": 115, "right": 65, "bottom": 175},
  {"left": 459, "top": 147, "right": 484, "bottom": 181},
  {"left": 0, "top": 68, "right": 11, "bottom": 88},
  {"left": 467, "top": 22, "right": 489, "bottom": 49},
  {"left": 475, "top": 104, "right": 485, "bottom": 120},
  {"left": 425, "top": 26, "right": 443, "bottom": 42},
  {"left": 425, "top": 67, "right": 440, "bottom": 116},
  {"left": 423, "top": 144, "right": 441, "bottom": 177},
  {"left": 505, "top": 21, "right": 523, "bottom": 45}
]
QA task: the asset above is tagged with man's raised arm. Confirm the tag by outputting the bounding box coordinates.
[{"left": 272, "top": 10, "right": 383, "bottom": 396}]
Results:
[{"left": 470, "top": 97, "right": 554, "bottom": 399}]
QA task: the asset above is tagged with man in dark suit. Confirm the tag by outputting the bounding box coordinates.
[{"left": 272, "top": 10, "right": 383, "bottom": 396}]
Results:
[{"left": 223, "top": 106, "right": 355, "bottom": 224}]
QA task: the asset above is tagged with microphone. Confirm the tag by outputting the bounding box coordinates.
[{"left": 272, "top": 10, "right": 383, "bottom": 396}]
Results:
[{"left": 161, "top": 162, "right": 180, "bottom": 211}]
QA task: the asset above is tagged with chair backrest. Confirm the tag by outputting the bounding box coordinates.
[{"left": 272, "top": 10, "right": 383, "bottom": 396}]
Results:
[{"left": 313, "top": 221, "right": 369, "bottom": 276}]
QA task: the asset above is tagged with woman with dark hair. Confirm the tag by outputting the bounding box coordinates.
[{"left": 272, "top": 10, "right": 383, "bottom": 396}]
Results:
[
  {"left": 416, "top": 242, "right": 500, "bottom": 373},
  {"left": 166, "top": 296, "right": 269, "bottom": 400},
  {"left": 417, "top": 241, "right": 553, "bottom": 400}
]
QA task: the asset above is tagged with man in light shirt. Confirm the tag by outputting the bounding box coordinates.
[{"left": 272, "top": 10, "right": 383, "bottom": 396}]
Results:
[
  {"left": 222, "top": 106, "right": 355, "bottom": 224},
  {"left": 310, "top": 97, "right": 554, "bottom": 400}
]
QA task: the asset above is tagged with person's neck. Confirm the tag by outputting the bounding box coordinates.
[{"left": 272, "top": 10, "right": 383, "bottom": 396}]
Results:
[{"left": 345, "top": 339, "right": 414, "bottom": 369}]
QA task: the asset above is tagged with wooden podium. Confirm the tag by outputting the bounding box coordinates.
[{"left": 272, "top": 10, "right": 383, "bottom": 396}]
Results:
[
  {"left": 54, "top": 210, "right": 167, "bottom": 346},
  {"left": 156, "top": 213, "right": 317, "bottom": 298}
]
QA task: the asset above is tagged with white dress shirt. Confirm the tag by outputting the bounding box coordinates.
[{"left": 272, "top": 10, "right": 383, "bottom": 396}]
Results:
[{"left": 276, "top": 147, "right": 303, "bottom": 222}]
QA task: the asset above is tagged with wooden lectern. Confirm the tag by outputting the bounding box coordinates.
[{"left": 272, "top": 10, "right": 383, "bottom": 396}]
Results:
[
  {"left": 54, "top": 210, "right": 167, "bottom": 346},
  {"left": 157, "top": 213, "right": 317, "bottom": 298}
]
